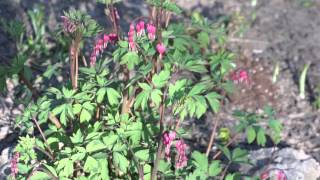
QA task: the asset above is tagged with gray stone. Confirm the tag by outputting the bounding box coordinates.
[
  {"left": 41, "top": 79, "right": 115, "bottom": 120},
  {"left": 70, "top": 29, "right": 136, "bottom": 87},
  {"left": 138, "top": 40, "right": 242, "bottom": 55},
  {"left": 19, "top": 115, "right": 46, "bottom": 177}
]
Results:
[
  {"left": 0, "top": 127, "right": 10, "bottom": 141},
  {"left": 0, "top": 147, "right": 13, "bottom": 179},
  {"left": 240, "top": 148, "right": 320, "bottom": 180}
]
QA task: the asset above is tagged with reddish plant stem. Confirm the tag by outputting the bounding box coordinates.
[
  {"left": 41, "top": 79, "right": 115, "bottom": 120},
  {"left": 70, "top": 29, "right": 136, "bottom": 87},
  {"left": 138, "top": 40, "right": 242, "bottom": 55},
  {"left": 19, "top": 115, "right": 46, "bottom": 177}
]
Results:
[
  {"left": 32, "top": 117, "right": 54, "bottom": 160},
  {"left": 151, "top": 1, "right": 173, "bottom": 178},
  {"left": 174, "top": 117, "right": 182, "bottom": 131},
  {"left": 75, "top": 46, "right": 79, "bottom": 89},
  {"left": 151, "top": 82, "right": 168, "bottom": 179},
  {"left": 151, "top": 7, "right": 157, "bottom": 23},
  {"left": 121, "top": 67, "right": 130, "bottom": 114},
  {"left": 69, "top": 41, "right": 75, "bottom": 88},
  {"left": 212, "top": 134, "right": 240, "bottom": 160},
  {"left": 108, "top": 4, "right": 120, "bottom": 36},
  {"left": 151, "top": 92, "right": 166, "bottom": 180},
  {"left": 121, "top": 137, "right": 144, "bottom": 179},
  {"left": 95, "top": 105, "right": 100, "bottom": 119},
  {"left": 48, "top": 112, "right": 62, "bottom": 129},
  {"left": 205, "top": 91, "right": 226, "bottom": 157},
  {"left": 132, "top": 16, "right": 153, "bottom": 24},
  {"left": 220, "top": 162, "right": 231, "bottom": 180},
  {"left": 206, "top": 115, "right": 221, "bottom": 156},
  {"left": 26, "top": 164, "right": 58, "bottom": 180},
  {"left": 82, "top": 56, "right": 88, "bottom": 67},
  {"left": 70, "top": 35, "right": 81, "bottom": 90},
  {"left": 165, "top": 12, "right": 172, "bottom": 28}
]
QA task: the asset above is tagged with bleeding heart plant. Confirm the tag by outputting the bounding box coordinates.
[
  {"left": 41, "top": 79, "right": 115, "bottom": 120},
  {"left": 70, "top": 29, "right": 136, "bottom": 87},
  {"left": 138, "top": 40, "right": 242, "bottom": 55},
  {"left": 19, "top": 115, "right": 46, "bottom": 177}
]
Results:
[{"left": 1, "top": 0, "right": 283, "bottom": 180}]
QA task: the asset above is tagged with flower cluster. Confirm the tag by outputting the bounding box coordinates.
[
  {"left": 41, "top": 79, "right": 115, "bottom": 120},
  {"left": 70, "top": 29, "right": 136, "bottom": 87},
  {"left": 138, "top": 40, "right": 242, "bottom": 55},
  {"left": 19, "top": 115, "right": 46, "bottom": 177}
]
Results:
[
  {"left": 127, "top": 21, "right": 156, "bottom": 52},
  {"left": 61, "top": 16, "right": 77, "bottom": 33},
  {"left": 163, "top": 131, "right": 176, "bottom": 161},
  {"left": 90, "top": 33, "right": 118, "bottom": 67},
  {"left": 231, "top": 69, "right": 250, "bottom": 85},
  {"left": 260, "top": 169, "right": 287, "bottom": 180},
  {"left": 175, "top": 140, "right": 188, "bottom": 169},
  {"left": 10, "top": 152, "right": 20, "bottom": 178},
  {"left": 162, "top": 131, "right": 188, "bottom": 169}
]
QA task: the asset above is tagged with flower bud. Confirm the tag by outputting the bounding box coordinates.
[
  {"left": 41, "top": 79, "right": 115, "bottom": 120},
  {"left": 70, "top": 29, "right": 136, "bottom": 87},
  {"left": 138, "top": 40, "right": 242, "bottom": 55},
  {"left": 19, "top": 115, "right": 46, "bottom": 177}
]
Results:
[
  {"left": 156, "top": 43, "right": 166, "bottom": 59},
  {"left": 147, "top": 23, "right": 156, "bottom": 41}
]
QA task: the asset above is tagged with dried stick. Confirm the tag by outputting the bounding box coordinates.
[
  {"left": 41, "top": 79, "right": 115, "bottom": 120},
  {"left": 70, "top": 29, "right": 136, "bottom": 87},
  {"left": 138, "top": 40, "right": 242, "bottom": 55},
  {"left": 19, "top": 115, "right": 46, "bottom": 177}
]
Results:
[
  {"left": 32, "top": 117, "right": 54, "bottom": 160},
  {"left": 206, "top": 115, "right": 221, "bottom": 156},
  {"left": 82, "top": 56, "right": 88, "bottom": 67},
  {"left": 69, "top": 42, "right": 75, "bottom": 88},
  {"left": 48, "top": 112, "right": 62, "bottom": 129},
  {"left": 220, "top": 162, "right": 231, "bottom": 180},
  {"left": 70, "top": 35, "right": 81, "bottom": 90},
  {"left": 212, "top": 134, "right": 240, "bottom": 159},
  {"left": 206, "top": 90, "right": 226, "bottom": 157},
  {"left": 74, "top": 47, "right": 79, "bottom": 89}
]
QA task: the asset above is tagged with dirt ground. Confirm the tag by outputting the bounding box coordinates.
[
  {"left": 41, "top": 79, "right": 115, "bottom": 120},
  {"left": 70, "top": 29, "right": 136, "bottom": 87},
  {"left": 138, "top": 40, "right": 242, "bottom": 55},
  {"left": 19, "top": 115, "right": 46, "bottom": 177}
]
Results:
[
  {"left": 1, "top": 0, "right": 320, "bottom": 162},
  {"left": 183, "top": 0, "right": 320, "bottom": 161}
]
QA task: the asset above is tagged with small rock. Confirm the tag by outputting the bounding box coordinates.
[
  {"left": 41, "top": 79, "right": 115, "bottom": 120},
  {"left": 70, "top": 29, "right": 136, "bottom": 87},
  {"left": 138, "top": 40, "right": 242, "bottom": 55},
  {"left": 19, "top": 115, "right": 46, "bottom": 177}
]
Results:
[
  {"left": 240, "top": 148, "right": 320, "bottom": 180},
  {"left": 0, "top": 127, "right": 10, "bottom": 140},
  {"left": 0, "top": 146, "right": 15, "bottom": 179}
]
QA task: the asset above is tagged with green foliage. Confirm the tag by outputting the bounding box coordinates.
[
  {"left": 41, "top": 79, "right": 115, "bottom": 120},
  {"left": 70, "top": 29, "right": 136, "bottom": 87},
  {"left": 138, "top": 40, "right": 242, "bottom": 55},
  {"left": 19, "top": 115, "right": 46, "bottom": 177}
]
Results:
[
  {"left": 63, "top": 9, "right": 102, "bottom": 37},
  {"left": 186, "top": 151, "right": 222, "bottom": 179},
  {"left": 0, "top": 18, "right": 25, "bottom": 41},
  {"left": 0, "top": 5, "right": 51, "bottom": 93},
  {"left": 147, "top": 0, "right": 182, "bottom": 14},
  {"left": 234, "top": 106, "right": 282, "bottom": 146}
]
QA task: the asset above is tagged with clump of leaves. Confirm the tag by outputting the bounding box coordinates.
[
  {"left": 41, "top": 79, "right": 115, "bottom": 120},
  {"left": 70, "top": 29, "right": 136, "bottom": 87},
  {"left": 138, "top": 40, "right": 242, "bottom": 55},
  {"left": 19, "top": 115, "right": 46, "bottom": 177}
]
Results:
[{"left": 235, "top": 106, "right": 282, "bottom": 146}]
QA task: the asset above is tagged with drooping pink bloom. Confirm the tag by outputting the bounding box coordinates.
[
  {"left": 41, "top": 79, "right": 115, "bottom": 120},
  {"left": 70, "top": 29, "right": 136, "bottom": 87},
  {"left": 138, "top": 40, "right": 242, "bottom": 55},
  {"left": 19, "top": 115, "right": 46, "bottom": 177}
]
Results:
[
  {"left": 156, "top": 43, "right": 166, "bottom": 59},
  {"left": 97, "top": 39, "right": 104, "bottom": 52},
  {"left": 163, "top": 131, "right": 176, "bottom": 161},
  {"left": 90, "top": 33, "right": 118, "bottom": 67},
  {"left": 136, "top": 24, "right": 141, "bottom": 37},
  {"left": 260, "top": 171, "right": 269, "bottom": 180},
  {"left": 175, "top": 140, "right": 188, "bottom": 169},
  {"left": 90, "top": 54, "right": 97, "bottom": 67},
  {"left": 260, "top": 169, "right": 287, "bottom": 180},
  {"left": 61, "top": 16, "right": 76, "bottom": 33},
  {"left": 231, "top": 69, "right": 250, "bottom": 85},
  {"left": 276, "top": 170, "right": 287, "bottom": 180},
  {"left": 128, "top": 23, "right": 136, "bottom": 51},
  {"left": 10, "top": 152, "right": 19, "bottom": 177},
  {"left": 147, "top": 23, "right": 156, "bottom": 41},
  {"left": 136, "top": 21, "right": 145, "bottom": 37},
  {"left": 109, "top": 33, "right": 119, "bottom": 44},
  {"left": 103, "top": 34, "right": 110, "bottom": 48}
]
